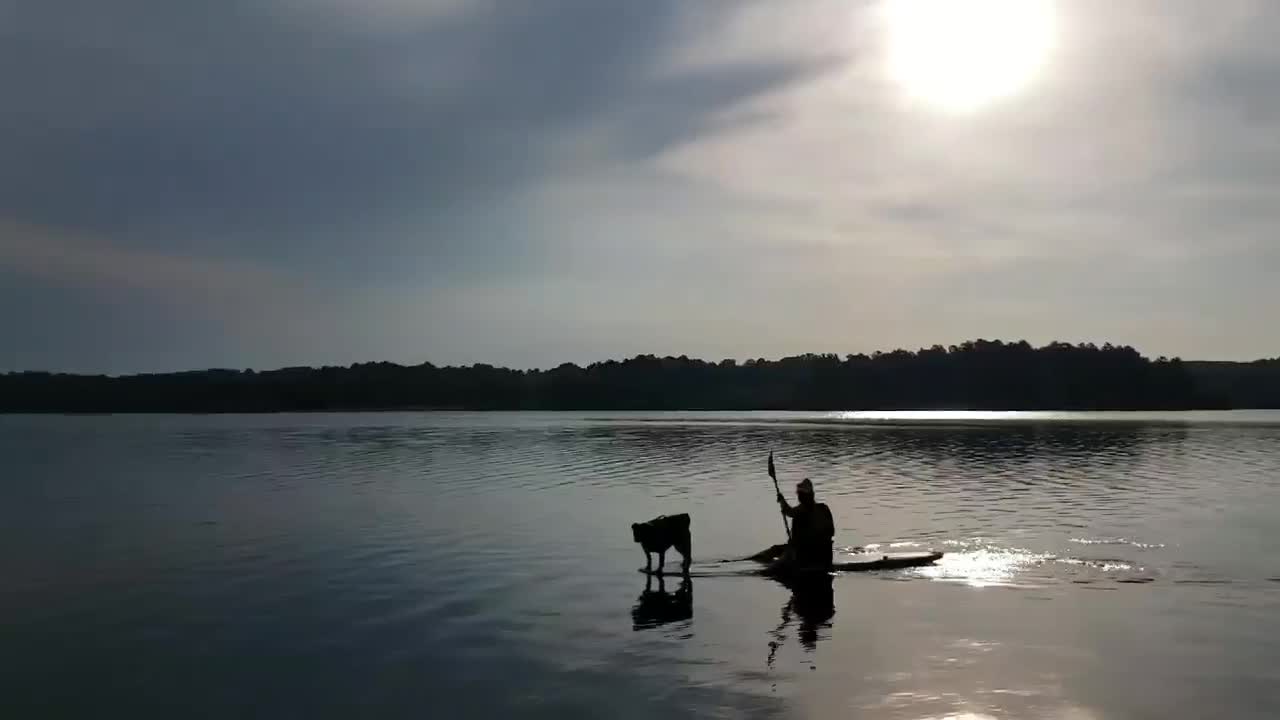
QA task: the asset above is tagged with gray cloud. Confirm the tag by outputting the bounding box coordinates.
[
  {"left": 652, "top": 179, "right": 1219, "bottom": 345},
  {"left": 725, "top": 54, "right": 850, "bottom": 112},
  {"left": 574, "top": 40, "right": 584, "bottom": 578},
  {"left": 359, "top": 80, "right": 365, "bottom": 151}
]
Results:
[{"left": 0, "top": 0, "right": 821, "bottom": 274}]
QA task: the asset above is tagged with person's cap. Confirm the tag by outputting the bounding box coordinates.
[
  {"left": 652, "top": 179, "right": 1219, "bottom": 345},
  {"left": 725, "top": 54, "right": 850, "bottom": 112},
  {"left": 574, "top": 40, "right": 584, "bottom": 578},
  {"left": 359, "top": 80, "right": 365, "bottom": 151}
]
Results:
[{"left": 797, "top": 478, "right": 814, "bottom": 495}]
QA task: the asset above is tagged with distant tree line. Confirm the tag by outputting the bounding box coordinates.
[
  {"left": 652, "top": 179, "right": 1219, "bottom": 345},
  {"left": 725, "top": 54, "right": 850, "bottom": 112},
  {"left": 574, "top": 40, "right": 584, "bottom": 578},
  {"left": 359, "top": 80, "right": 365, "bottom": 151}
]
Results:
[
  {"left": 3, "top": 339, "right": 1276, "bottom": 413},
  {"left": 1184, "top": 359, "right": 1280, "bottom": 409}
]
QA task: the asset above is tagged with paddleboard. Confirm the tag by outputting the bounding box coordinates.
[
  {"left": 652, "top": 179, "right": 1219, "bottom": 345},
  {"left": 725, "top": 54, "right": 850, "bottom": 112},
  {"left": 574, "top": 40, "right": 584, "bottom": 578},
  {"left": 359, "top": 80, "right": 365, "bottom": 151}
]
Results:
[
  {"left": 763, "top": 551, "right": 943, "bottom": 579},
  {"left": 830, "top": 551, "right": 943, "bottom": 572},
  {"left": 639, "top": 551, "right": 943, "bottom": 578}
]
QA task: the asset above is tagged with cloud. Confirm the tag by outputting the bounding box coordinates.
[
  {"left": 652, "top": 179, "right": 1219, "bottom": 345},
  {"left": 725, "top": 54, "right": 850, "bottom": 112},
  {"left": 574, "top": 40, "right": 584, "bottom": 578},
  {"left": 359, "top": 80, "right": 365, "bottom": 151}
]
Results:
[
  {"left": 642, "top": 1, "right": 1280, "bottom": 354},
  {"left": 0, "top": 0, "right": 823, "bottom": 277},
  {"left": 0, "top": 220, "right": 300, "bottom": 303},
  {"left": 0, "top": 219, "right": 344, "bottom": 372}
]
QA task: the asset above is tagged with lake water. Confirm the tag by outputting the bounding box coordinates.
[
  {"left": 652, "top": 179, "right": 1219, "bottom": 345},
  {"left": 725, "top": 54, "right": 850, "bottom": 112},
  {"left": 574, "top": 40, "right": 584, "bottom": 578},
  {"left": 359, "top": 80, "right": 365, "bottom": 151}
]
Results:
[{"left": 4, "top": 411, "right": 1280, "bottom": 718}]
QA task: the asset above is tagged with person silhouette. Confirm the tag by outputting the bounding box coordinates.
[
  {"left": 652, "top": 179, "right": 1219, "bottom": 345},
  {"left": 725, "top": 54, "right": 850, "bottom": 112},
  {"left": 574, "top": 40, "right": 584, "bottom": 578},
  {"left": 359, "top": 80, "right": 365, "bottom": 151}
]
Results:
[
  {"left": 766, "top": 572, "right": 836, "bottom": 668},
  {"left": 771, "top": 478, "right": 835, "bottom": 574}
]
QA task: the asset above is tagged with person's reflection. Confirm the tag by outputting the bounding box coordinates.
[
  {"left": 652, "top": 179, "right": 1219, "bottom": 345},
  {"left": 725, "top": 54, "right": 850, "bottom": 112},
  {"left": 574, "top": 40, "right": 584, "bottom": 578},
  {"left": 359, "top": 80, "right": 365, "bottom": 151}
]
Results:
[
  {"left": 767, "top": 573, "right": 835, "bottom": 668},
  {"left": 631, "top": 573, "right": 693, "bottom": 631}
]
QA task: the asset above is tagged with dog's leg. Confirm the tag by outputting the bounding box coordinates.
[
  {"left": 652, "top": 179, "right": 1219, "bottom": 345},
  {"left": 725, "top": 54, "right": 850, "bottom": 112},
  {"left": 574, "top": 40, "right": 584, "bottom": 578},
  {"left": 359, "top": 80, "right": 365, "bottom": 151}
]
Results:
[
  {"left": 657, "top": 549, "right": 666, "bottom": 576},
  {"left": 644, "top": 551, "right": 652, "bottom": 574},
  {"left": 676, "top": 536, "right": 692, "bottom": 576}
]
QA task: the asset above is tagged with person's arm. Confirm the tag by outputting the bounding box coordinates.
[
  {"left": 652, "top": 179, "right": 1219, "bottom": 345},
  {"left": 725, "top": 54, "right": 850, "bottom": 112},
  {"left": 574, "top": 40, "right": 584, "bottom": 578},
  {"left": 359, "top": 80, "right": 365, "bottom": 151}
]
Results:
[
  {"left": 820, "top": 504, "right": 835, "bottom": 538},
  {"left": 776, "top": 493, "right": 796, "bottom": 517}
]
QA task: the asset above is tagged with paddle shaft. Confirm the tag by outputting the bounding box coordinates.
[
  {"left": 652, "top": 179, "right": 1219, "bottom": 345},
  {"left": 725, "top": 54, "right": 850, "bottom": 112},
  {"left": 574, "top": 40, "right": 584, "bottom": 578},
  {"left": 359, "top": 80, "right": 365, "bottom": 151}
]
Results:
[{"left": 769, "top": 452, "right": 791, "bottom": 541}]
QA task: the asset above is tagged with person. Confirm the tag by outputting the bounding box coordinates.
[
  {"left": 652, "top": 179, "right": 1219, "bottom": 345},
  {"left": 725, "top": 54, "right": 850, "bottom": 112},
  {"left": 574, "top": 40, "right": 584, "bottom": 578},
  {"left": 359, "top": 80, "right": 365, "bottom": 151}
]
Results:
[{"left": 775, "top": 478, "right": 835, "bottom": 570}]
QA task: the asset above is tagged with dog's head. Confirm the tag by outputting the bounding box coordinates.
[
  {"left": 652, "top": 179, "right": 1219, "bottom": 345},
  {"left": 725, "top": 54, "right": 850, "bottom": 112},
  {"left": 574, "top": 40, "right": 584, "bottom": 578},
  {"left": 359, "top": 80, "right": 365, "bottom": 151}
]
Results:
[{"left": 631, "top": 521, "right": 650, "bottom": 545}]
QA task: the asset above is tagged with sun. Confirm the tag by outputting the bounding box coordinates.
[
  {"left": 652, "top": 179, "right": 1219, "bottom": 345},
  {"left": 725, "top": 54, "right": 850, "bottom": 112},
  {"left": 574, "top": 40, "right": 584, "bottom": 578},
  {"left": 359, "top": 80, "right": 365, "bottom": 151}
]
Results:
[{"left": 885, "top": 0, "right": 1056, "bottom": 113}]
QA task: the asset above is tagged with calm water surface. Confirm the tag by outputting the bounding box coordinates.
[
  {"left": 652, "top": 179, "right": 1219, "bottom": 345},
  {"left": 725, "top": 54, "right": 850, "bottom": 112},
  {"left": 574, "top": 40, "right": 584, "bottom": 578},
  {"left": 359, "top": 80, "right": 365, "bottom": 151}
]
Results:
[{"left": 4, "top": 411, "right": 1280, "bottom": 718}]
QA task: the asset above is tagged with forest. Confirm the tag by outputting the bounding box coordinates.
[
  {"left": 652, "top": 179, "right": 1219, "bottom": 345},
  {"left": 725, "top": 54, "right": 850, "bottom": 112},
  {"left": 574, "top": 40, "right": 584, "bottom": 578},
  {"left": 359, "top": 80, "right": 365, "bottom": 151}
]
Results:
[{"left": 3, "top": 340, "right": 1277, "bottom": 413}]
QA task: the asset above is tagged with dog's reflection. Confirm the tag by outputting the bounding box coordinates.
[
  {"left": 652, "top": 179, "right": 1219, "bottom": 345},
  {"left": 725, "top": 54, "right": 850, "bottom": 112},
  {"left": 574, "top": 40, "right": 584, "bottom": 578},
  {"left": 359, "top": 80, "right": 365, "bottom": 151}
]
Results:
[
  {"left": 767, "top": 573, "right": 835, "bottom": 667},
  {"left": 631, "top": 574, "right": 693, "bottom": 631}
]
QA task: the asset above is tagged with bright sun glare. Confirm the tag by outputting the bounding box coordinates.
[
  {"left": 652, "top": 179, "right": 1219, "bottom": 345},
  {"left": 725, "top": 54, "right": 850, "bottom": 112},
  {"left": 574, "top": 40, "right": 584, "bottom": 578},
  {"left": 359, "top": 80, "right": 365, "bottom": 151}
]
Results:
[{"left": 886, "top": 0, "right": 1056, "bottom": 113}]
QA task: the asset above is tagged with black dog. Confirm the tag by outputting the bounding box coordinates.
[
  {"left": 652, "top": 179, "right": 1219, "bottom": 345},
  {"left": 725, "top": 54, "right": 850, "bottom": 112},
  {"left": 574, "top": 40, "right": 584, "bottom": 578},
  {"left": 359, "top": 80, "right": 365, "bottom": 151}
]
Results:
[{"left": 631, "top": 513, "right": 692, "bottom": 575}]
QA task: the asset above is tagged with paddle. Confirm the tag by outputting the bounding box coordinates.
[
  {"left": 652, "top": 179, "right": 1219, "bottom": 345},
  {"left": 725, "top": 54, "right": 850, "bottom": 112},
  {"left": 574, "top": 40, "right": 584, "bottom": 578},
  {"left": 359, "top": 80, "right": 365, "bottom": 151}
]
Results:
[
  {"left": 730, "top": 453, "right": 790, "bottom": 564},
  {"left": 768, "top": 451, "right": 791, "bottom": 541}
]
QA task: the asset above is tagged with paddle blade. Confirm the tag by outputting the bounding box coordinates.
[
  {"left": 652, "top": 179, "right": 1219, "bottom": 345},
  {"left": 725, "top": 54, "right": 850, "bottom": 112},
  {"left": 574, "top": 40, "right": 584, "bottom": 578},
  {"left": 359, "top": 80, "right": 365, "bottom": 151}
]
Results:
[{"left": 768, "top": 452, "right": 776, "bottom": 480}]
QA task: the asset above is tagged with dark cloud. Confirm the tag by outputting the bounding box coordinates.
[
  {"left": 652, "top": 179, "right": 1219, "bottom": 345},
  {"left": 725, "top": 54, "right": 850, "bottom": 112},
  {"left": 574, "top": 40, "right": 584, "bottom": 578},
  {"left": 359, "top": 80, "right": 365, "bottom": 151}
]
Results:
[{"left": 0, "top": 0, "right": 822, "bottom": 278}]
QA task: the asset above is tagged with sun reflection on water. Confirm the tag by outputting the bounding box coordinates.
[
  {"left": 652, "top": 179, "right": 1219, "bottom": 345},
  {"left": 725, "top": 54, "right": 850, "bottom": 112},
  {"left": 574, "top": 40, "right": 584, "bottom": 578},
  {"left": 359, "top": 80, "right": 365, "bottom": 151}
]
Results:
[{"left": 916, "top": 545, "right": 1051, "bottom": 587}]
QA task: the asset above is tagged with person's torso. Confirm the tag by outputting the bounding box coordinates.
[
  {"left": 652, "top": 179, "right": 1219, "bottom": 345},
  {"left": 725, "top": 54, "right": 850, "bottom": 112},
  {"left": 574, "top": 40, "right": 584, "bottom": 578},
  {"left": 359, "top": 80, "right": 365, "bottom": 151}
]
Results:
[{"left": 791, "top": 503, "right": 832, "bottom": 544}]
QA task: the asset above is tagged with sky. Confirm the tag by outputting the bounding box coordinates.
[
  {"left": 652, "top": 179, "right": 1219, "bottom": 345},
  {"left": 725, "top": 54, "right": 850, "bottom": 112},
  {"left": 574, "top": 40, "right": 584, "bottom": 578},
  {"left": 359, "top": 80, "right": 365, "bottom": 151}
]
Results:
[{"left": 2, "top": 0, "right": 1278, "bottom": 373}]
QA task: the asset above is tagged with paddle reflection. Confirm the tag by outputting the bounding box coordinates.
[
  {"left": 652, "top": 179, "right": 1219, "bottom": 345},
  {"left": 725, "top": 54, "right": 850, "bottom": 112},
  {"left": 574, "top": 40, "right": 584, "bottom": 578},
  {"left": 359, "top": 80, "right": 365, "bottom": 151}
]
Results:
[{"left": 631, "top": 574, "right": 693, "bottom": 631}]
